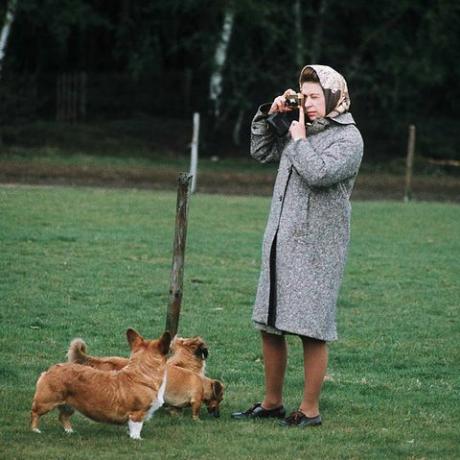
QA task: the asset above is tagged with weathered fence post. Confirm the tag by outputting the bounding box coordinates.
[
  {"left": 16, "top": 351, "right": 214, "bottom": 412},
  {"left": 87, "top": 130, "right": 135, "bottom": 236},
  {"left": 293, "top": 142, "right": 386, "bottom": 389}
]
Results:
[
  {"left": 165, "top": 173, "right": 193, "bottom": 336},
  {"left": 404, "top": 124, "right": 416, "bottom": 202}
]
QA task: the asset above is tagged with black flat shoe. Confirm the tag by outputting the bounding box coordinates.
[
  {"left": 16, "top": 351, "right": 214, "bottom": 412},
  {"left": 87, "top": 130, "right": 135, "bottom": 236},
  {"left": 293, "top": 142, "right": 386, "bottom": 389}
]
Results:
[
  {"left": 231, "top": 403, "right": 286, "bottom": 420},
  {"left": 279, "top": 410, "right": 322, "bottom": 427}
]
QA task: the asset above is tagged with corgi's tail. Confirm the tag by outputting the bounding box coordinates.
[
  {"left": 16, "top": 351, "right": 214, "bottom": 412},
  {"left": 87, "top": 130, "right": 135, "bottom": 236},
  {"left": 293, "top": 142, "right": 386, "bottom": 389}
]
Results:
[{"left": 67, "top": 338, "right": 89, "bottom": 364}]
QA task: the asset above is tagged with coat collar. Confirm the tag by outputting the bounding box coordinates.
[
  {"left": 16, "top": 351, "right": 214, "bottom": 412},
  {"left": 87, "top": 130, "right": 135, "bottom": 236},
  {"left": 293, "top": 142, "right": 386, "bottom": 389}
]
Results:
[{"left": 327, "top": 112, "right": 355, "bottom": 125}]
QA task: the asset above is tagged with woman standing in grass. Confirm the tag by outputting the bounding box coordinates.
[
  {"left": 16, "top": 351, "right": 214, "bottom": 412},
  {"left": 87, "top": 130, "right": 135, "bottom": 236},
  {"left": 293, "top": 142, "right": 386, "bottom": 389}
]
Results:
[{"left": 232, "top": 65, "right": 363, "bottom": 427}]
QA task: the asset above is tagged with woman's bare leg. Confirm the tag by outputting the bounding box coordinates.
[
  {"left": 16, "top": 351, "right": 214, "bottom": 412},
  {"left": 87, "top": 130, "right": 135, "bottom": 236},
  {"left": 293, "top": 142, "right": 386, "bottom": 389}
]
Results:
[
  {"left": 299, "top": 337, "right": 328, "bottom": 417},
  {"left": 261, "top": 331, "right": 287, "bottom": 409}
]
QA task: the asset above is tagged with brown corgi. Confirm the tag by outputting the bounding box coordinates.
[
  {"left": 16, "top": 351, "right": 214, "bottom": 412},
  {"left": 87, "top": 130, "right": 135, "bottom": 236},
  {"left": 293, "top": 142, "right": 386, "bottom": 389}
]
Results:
[
  {"left": 165, "top": 366, "right": 224, "bottom": 420},
  {"left": 168, "top": 336, "right": 208, "bottom": 375},
  {"left": 31, "top": 330, "right": 171, "bottom": 439}
]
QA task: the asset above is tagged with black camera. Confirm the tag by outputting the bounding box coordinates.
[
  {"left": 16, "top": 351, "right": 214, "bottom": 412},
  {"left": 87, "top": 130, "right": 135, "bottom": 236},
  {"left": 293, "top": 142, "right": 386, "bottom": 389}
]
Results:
[{"left": 266, "top": 109, "right": 299, "bottom": 137}]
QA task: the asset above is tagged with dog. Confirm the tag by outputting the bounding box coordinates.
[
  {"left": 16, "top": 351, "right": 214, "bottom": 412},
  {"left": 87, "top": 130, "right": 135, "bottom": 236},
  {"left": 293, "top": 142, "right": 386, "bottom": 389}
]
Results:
[
  {"left": 31, "top": 329, "right": 171, "bottom": 439},
  {"left": 165, "top": 366, "right": 224, "bottom": 420},
  {"left": 67, "top": 335, "right": 208, "bottom": 374},
  {"left": 66, "top": 335, "right": 222, "bottom": 419},
  {"left": 168, "top": 336, "right": 209, "bottom": 375}
]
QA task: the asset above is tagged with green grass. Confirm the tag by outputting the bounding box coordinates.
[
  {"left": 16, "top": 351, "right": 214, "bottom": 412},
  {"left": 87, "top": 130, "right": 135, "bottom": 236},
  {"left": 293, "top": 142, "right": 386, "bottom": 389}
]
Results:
[
  {"left": 0, "top": 145, "right": 276, "bottom": 172},
  {"left": 0, "top": 185, "right": 459, "bottom": 459}
]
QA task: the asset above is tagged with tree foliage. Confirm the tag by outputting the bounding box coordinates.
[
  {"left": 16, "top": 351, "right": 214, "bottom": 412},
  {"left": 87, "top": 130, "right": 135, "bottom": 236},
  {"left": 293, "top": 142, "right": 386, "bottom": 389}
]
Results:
[{"left": 1, "top": 0, "right": 459, "bottom": 158}]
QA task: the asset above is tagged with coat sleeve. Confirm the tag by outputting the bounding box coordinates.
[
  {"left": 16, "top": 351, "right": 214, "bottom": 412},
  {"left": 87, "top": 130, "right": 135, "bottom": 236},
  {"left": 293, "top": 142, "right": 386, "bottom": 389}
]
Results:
[
  {"left": 250, "top": 104, "right": 286, "bottom": 163},
  {"left": 285, "top": 125, "right": 363, "bottom": 187}
]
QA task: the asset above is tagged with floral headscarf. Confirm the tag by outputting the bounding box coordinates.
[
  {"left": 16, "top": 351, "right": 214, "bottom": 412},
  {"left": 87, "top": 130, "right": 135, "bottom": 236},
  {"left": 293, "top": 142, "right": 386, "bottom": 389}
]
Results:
[{"left": 299, "top": 65, "right": 351, "bottom": 118}]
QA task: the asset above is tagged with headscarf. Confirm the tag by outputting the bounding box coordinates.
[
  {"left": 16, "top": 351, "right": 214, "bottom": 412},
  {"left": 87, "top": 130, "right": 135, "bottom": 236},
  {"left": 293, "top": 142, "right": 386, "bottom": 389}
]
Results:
[{"left": 299, "top": 65, "right": 350, "bottom": 118}]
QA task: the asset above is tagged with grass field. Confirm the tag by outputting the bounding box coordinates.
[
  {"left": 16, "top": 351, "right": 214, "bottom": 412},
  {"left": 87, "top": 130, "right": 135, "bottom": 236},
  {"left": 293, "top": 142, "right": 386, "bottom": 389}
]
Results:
[
  {"left": 2, "top": 133, "right": 460, "bottom": 201},
  {"left": 0, "top": 185, "right": 459, "bottom": 459}
]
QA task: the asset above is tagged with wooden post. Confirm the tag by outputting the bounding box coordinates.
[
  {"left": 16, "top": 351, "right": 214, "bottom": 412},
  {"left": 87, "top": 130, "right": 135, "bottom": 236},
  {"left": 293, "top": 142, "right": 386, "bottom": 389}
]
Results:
[
  {"left": 404, "top": 124, "right": 416, "bottom": 202},
  {"left": 165, "top": 173, "right": 193, "bottom": 336},
  {"left": 190, "top": 112, "right": 200, "bottom": 193}
]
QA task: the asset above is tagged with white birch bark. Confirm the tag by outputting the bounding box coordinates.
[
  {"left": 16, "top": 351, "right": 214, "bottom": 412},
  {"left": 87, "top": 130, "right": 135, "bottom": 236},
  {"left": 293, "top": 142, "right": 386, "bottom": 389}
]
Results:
[
  {"left": 189, "top": 112, "right": 200, "bottom": 193},
  {"left": 209, "top": 8, "right": 235, "bottom": 118},
  {"left": 0, "top": 0, "right": 18, "bottom": 79}
]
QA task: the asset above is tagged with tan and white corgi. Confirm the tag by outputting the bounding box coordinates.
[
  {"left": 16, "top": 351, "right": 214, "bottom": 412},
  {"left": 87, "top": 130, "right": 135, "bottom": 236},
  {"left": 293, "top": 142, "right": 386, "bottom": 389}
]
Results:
[{"left": 31, "top": 329, "right": 171, "bottom": 439}]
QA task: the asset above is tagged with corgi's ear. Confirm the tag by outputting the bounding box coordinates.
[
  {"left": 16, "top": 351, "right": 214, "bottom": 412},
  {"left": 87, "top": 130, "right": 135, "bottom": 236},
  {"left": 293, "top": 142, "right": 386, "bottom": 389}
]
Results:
[
  {"left": 212, "top": 380, "right": 224, "bottom": 399},
  {"left": 126, "top": 329, "right": 143, "bottom": 350},
  {"left": 159, "top": 331, "right": 172, "bottom": 355}
]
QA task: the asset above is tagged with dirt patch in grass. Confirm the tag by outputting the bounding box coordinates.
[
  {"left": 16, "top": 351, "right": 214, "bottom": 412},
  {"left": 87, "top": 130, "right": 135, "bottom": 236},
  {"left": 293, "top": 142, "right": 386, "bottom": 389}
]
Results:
[{"left": 0, "top": 160, "right": 459, "bottom": 202}]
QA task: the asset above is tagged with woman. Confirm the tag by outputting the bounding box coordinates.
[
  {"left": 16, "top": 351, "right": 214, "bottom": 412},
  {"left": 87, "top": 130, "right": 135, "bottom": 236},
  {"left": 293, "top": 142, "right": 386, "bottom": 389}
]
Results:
[{"left": 232, "top": 65, "right": 363, "bottom": 427}]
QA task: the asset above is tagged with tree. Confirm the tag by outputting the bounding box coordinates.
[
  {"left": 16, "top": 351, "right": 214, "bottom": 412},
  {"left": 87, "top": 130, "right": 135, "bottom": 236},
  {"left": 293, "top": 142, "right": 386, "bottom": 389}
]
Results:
[
  {"left": 0, "top": 0, "right": 18, "bottom": 80},
  {"left": 209, "top": 5, "right": 235, "bottom": 119},
  {"left": 1, "top": 0, "right": 459, "bottom": 158}
]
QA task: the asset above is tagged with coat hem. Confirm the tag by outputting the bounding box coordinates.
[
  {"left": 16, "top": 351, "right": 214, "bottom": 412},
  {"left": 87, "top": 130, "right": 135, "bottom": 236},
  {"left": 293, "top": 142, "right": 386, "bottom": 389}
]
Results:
[{"left": 253, "top": 320, "right": 337, "bottom": 342}]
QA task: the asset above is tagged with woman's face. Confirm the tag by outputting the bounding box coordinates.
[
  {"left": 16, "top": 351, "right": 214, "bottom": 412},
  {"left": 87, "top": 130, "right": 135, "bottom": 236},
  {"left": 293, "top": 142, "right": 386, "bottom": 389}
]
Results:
[{"left": 300, "top": 82, "right": 326, "bottom": 121}]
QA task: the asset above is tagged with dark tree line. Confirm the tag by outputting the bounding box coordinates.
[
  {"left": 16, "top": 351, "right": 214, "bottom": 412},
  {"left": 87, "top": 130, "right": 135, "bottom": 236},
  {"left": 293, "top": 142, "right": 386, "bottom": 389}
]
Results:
[{"left": 1, "top": 0, "right": 459, "bottom": 159}]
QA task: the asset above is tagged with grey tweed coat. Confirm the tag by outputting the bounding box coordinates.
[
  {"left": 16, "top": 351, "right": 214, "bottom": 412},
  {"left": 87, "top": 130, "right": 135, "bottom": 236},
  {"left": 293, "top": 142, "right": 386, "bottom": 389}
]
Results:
[{"left": 251, "top": 106, "right": 363, "bottom": 341}]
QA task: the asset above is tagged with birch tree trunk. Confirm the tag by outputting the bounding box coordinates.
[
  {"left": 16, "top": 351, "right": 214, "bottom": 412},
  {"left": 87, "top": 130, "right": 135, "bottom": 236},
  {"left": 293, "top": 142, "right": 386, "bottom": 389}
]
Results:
[
  {"left": 0, "top": 0, "right": 18, "bottom": 80},
  {"left": 209, "top": 7, "right": 235, "bottom": 119}
]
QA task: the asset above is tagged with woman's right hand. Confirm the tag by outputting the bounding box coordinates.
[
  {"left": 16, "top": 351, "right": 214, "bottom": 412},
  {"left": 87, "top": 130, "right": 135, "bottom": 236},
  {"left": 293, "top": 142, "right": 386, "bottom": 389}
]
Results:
[{"left": 268, "top": 89, "right": 297, "bottom": 114}]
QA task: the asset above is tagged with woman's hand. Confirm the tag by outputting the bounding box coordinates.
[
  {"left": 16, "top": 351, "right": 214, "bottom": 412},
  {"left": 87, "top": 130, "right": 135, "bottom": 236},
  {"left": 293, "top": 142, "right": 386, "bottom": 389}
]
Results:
[
  {"left": 289, "top": 105, "right": 307, "bottom": 141},
  {"left": 268, "top": 89, "right": 297, "bottom": 114}
]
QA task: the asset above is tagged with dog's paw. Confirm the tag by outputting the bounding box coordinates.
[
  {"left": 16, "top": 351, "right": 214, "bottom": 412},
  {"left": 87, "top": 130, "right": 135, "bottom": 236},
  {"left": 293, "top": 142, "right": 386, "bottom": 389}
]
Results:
[
  {"left": 32, "top": 428, "right": 42, "bottom": 434},
  {"left": 128, "top": 420, "right": 144, "bottom": 440},
  {"left": 64, "top": 428, "right": 74, "bottom": 434},
  {"left": 166, "top": 407, "right": 182, "bottom": 417}
]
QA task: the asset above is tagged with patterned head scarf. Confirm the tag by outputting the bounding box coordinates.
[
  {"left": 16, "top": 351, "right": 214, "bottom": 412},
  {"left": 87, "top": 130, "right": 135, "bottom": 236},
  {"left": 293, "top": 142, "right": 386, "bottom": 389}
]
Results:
[{"left": 299, "top": 65, "right": 350, "bottom": 118}]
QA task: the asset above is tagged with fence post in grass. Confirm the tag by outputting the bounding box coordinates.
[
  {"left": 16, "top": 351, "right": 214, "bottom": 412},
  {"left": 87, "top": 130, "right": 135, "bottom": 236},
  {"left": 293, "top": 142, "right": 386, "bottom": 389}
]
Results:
[
  {"left": 165, "top": 173, "right": 193, "bottom": 337},
  {"left": 189, "top": 112, "right": 200, "bottom": 194},
  {"left": 404, "top": 124, "right": 416, "bottom": 202}
]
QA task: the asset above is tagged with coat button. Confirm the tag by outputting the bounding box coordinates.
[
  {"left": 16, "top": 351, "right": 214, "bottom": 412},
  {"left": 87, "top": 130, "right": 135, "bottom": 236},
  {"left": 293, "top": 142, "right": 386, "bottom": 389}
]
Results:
[{"left": 279, "top": 195, "right": 283, "bottom": 202}]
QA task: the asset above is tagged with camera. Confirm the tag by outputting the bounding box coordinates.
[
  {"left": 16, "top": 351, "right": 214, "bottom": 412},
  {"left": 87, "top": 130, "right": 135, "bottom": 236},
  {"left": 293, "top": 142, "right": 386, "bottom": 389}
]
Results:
[
  {"left": 284, "top": 93, "right": 303, "bottom": 109},
  {"left": 266, "top": 93, "right": 303, "bottom": 137}
]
